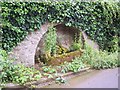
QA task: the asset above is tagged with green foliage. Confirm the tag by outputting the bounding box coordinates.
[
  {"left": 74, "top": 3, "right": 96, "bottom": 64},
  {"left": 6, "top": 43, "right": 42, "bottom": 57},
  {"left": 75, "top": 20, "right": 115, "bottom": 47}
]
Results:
[
  {"left": 70, "top": 43, "right": 81, "bottom": 51},
  {"left": 44, "top": 26, "right": 57, "bottom": 57},
  {"left": 1, "top": 1, "right": 119, "bottom": 52},
  {"left": 42, "top": 66, "right": 57, "bottom": 74},
  {"left": 42, "top": 42, "right": 118, "bottom": 73},
  {"left": 42, "top": 73, "right": 54, "bottom": 79},
  {"left": 91, "top": 51, "right": 118, "bottom": 69},
  {"left": 60, "top": 42, "right": 118, "bottom": 72},
  {"left": 0, "top": 49, "right": 41, "bottom": 85},
  {"left": 42, "top": 66, "right": 58, "bottom": 79},
  {"left": 55, "top": 77, "right": 66, "bottom": 84},
  {"left": 79, "top": 43, "right": 118, "bottom": 69},
  {"left": 60, "top": 57, "right": 86, "bottom": 73},
  {"left": 0, "top": 49, "right": 8, "bottom": 60},
  {"left": 70, "top": 32, "right": 83, "bottom": 51},
  {"left": 118, "top": 53, "right": 120, "bottom": 67}
]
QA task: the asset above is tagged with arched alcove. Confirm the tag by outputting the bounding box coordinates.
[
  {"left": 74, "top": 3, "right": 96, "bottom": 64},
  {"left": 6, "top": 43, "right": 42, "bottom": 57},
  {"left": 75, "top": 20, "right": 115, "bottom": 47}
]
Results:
[
  {"left": 9, "top": 22, "right": 98, "bottom": 67},
  {"left": 35, "top": 24, "right": 84, "bottom": 65}
]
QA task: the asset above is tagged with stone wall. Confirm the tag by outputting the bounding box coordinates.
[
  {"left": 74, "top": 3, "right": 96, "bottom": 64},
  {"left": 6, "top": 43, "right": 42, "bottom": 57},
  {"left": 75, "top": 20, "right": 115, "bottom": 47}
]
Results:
[
  {"left": 9, "top": 22, "right": 52, "bottom": 67},
  {"left": 9, "top": 23, "right": 99, "bottom": 67}
]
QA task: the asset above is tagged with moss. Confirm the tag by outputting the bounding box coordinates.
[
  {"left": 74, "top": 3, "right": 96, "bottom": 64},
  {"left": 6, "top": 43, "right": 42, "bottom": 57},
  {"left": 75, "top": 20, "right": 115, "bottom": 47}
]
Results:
[
  {"left": 45, "top": 50, "right": 83, "bottom": 65},
  {"left": 56, "top": 45, "right": 69, "bottom": 55}
]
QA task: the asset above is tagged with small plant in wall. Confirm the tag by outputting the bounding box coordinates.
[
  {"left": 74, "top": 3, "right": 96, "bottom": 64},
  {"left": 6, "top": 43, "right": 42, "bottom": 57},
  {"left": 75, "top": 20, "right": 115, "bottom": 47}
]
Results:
[
  {"left": 70, "top": 32, "right": 83, "bottom": 51},
  {"left": 44, "top": 26, "right": 57, "bottom": 58}
]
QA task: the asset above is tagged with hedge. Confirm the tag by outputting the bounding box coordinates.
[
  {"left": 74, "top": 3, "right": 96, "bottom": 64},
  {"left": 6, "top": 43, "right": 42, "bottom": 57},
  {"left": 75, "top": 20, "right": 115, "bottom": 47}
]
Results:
[{"left": 1, "top": 0, "right": 120, "bottom": 52}]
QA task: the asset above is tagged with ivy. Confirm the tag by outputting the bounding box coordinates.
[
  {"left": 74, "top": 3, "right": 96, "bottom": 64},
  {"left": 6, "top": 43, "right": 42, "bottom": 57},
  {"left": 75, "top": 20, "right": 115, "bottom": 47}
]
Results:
[
  {"left": 1, "top": 0, "right": 120, "bottom": 52},
  {"left": 44, "top": 26, "right": 57, "bottom": 57}
]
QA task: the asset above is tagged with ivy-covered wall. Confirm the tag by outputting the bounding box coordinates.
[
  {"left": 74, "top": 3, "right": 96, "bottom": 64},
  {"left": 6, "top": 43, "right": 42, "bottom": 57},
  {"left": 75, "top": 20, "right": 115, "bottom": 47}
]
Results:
[{"left": 1, "top": 0, "right": 120, "bottom": 52}]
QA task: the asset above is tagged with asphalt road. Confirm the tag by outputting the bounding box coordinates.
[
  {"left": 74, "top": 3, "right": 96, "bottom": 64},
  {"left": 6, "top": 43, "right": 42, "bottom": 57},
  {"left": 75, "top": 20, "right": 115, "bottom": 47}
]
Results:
[{"left": 43, "top": 68, "right": 119, "bottom": 88}]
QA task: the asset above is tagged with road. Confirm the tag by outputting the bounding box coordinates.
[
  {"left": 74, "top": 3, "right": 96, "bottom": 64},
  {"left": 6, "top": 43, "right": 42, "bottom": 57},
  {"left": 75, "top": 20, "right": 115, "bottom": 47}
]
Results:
[{"left": 43, "top": 68, "right": 119, "bottom": 88}]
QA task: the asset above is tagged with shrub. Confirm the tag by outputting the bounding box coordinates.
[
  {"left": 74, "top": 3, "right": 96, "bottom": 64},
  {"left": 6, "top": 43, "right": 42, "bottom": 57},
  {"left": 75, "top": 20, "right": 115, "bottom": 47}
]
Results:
[
  {"left": 80, "top": 43, "right": 118, "bottom": 69},
  {"left": 70, "top": 43, "right": 82, "bottom": 51},
  {"left": 91, "top": 51, "right": 118, "bottom": 69},
  {"left": 55, "top": 42, "right": 118, "bottom": 73},
  {"left": 0, "top": 49, "right": 41, "bottom": 85},
  {"left": 60, "top": 57, "right": 87, "bottom": 73}
]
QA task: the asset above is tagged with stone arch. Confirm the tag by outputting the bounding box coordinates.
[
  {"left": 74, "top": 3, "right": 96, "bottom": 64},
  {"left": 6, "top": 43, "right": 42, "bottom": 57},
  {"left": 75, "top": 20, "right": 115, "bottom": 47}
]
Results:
[
  {"left": 9, "top": 22, "right": 99, "bottom": 67},
  {"left": 10, "top": 22, "right": 54, "bottom": 67},
  {"left": 35, "top": 24, "right": 85, "bottom": 65}
]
